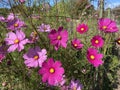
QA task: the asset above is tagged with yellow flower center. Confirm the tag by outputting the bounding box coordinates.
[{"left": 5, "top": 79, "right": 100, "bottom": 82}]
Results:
[
  {"left": 33, "top": 31, "right": 37, "bottom": 37},
  {"left": 102, "top": 26, "right": 107, "bottom": 30},
  {"left": 74, "top": 43, "right": 78, "bottom": 47},
  {"left": 73, "top": 86, "right": 77, "bottom": 90},
  {"left": 14, "top": 23, "right": 19, "bottom": 27},
  {"left": 34, "top": 55, "right": 39, "bottom": 60},
  {"left": 49, "top": 68, "right": 55, "bottom": 73},
  {"left": 81, "top": 28, "right": 84, "bottom": 31},
  {"left": 44, "top": 27, "right": 47, "bottom": 31},
  {"left": 118, "top": 40, "right": 120, "bottom": 44},
  {"left": 57, "top": 35, "right": 61, "bottom": 40},
  {"left": 14, "top": 39, "right": 19, "bottom": 44},
  {"left": 90, "top": 55, "right": 95, "bottom": 60},
  {"left": 95, "top": 40, "right": 99, "bottom": 44}
]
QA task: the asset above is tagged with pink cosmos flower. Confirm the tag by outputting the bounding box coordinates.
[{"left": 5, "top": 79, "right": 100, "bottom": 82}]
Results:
[
  {"left": 76, "top": 24, "right": 88, "bottom": 34},
  {"left": 19, "top": 0, "right": 25, "bottom": 3},
  {"left": 7, "top": 18, "right": 25, "bottom": 31},
  {"left": 7, "top": 13, "right": 15, "bottom": 21},
  {"left": 37, "top": 23, "right": 51, "bottom": 32},
  {"left": 71, "top": 38, "right": 84, "bottom": 50},
  {"left": 91, "top": 35, "right": 104, "bottom": 48},
  {"left": 98, "top": 18, "right": 119, "bottom": 33},
  {"left": 48, "top": 27, "right": 68, "bottom": 50},
  {"left": 69, "top": 79, "right": 82, "bottom": 90},
  {"left": 28, "top": 31, "right": 38, "bottom": 43},
  {"left": 39, "top": 58, "right": 65, "bottom": 86},
  {"left": 23, "top": 46, "right": 47, "bottom": 68},
  {"left": 0, "top": 16, "right": 5, "bottom": 22},
  {"left": 87, "top": 48, "right": 103, "bottom": 67},
  {"left": 5, "top": 30, "right": 28, "bottom": 52}
]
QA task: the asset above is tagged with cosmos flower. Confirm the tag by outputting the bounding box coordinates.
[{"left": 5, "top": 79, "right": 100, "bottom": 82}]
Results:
[
  {"left": 98, "top": 18, "right": 118, "bottom": 33},
  {"left": 0, "top": 16, "right": 5, "bottom": 22},
  {"left": 5, "top": 30, "right": 28, "bottom": 52},
  {"left": 48, "top": 27, "right": 68, "bottom": 50},
  {"left": 19, "top": 0, "right": 25, "bottom": 3},
  {"left": 6, "top": 13, "right": 15, "bottom": 21},
  {"left": 37, "top": 23, "right": 51, "bottom": 32},
  {"left": 28, "top": 31, "right": 38, "bottom": 43},
  {"left": 87, "top": 48, "right": 103, "bottom": 67},
  {"left": 39, "top": 58, "right": 65, "bottom": 86},
  {"left": 71, "top": 38, "right": 84, "bottom": 50},
  {"left": 76, "top": 24, "right": 88, "bottom": 34},
  {"left": 7, "top": 18, "right": 25, "bottom": 31},
  {"left": 69, "top": 79, "right": 82, "bottom": 90},
  {"left": 91, "top": 35, "right": 104, "bottom": 48},
  {"left": 23, "top": 46, "right": 47, "bottom": 68}
]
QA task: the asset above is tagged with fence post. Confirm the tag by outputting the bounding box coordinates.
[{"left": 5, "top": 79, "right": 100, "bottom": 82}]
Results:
[
  {"left": 99, "top": 0, "right": 104, "bottom": 18},
  {"left": 107, "top": 8, "right": 111, "bottom": 18}
]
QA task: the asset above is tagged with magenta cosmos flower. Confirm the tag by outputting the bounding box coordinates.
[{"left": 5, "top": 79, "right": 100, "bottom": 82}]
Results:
[
  {"left": 91, "top": 35, "right": 104, "bottom": 48},
  {"left": 38, "top": 23, "right": 51, "bottom": 32},
  {"left": 87, "top": 48, "right": 103, "bottom": 67},
  {"left": 39, "top": 58, "right": 65, "bottom": 86},
  {"left": 5, "top": 30, "right": 28, "bottom": 52},
  {"left": 69, "top": 79, "right": 82, "bottom": 90},
  {"left": 23, "top": 46, "right": 47, "bottom": 68},
  {"left": 48, "top": 27, "right": 68, "bottom": 50},
  {"left": 71, "top": 38, "right": 84, "bottom": 50},
  {"left": 98, "top": 18, "right": 119, "bottom": 33},
  {"left": 76, "top": 24, "right": 88, "bottom": 34},
  {"left": 7, "top": 18, "right": 25, "bottom": 31}
]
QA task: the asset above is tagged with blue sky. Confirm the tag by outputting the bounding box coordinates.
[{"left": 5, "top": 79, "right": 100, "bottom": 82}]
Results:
[
  {"left": 0, "top": 0, "right": 120, "bottom": 9},
  {"left": 91, "top": 0, "right": 120, "bottom": 9}
]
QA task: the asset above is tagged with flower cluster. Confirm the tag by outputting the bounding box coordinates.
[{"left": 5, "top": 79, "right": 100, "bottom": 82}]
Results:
[{"left": 0, "top": 11, "right": 119, "bottom": 90}]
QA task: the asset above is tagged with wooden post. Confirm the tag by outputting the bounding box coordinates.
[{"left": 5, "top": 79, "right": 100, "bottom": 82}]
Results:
[
  {"left": 99, "top": 0, "right": 104, "bottom": 18},
  {"left": 107, "top": 8, "right": 111, "bottom": 18}
]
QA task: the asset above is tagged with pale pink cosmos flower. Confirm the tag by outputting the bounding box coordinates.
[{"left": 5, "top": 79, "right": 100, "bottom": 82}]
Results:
[
  {"left": 0, "top": 16, "right": 5, "bottom": 22},
  {"left": 39, "top": 58, "right": 65, "bottom": 86},
  {"left": 91, "top": 35, "right": 104, "bottom": 48},
  {"left": 7, "top": 13, "right": 15, "bottom": 21},
  {"left": 5, "top": 30, "right": 28, "bottom": 52},
  {"left": 98, "top": 18, "right": 119, "bottom": 33},
  {"left": 28, "top": 31, "right": 39, "bottom": 43},
  {"left": 69, "top": 79, "right": 82, "bottom": 90},
  {"left": 23, "top": 46, "right": 47, "bottom": 68},
  {"left": 37, "top": 23, "right": 51, "bottom": 32},
  {"left": 48, "top": 27, "right": 68, "bottom": 50},
  {"left": 87, "top": 48, "right": 104, "bottom": 67}
]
